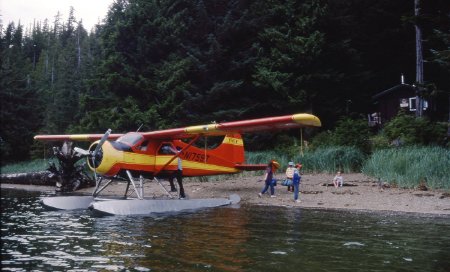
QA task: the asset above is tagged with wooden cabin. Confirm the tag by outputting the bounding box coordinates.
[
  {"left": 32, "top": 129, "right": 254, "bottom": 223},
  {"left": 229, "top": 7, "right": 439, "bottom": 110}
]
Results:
[{"left": 369, "top": 77, "right": 431, "bottom": 127}]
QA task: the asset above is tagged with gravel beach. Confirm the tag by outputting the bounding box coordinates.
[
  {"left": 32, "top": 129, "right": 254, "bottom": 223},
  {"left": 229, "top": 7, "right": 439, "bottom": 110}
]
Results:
[{"left": 4, "top": 173, "right": 449, "bottom": 216}]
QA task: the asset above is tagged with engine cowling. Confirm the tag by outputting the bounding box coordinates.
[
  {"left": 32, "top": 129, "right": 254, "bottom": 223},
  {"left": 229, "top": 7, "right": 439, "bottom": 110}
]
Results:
[{"left": 86, "top": 141, "right": 123, "bottom": 176}]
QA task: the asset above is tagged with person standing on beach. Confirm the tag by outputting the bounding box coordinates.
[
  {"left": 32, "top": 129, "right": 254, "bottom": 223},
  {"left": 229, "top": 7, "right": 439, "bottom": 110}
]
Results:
[
  {"left": 258, "top": 160, "right": 280, "bottom": 198},
  {"left": 168, "top": 146, "right": 186, "bottom": 199},
  {"left": 285, "top": 162, "right": 295, "bottom": 192},
  {"left": 293, "top": 163, "right": 302, "bottom": 203}
]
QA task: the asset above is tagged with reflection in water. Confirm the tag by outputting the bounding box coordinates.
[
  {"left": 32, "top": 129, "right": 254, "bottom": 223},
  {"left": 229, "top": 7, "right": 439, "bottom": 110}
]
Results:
[
  {"left": 1, "top": 189, "right": 450, "bottom": 272},
  {"left": 94, "top": 206, "right": 251, "bottom": 271}
]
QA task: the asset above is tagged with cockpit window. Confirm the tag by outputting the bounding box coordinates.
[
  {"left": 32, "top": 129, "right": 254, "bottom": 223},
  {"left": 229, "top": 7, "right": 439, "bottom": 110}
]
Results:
[
  {"left": 139, "top": 140, "right": 149, "bottom": 151},
  {"left": 116, "top": 132, "right": 144, "bottom": 146}
]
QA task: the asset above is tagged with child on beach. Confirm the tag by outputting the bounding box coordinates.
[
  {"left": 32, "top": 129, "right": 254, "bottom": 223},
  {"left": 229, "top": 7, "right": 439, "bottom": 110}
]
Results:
[
  {"left": 285, "top": 161, "right": 295, "bottom": 192},
  {"left": 258, "top": 160, "right": 280, "bottom": 198},
  {"left": 293, "top": 163, "right": 302, "bottom": 203},
  {"left": 333, "top": 171, "right": 343, "bottom": 188}
]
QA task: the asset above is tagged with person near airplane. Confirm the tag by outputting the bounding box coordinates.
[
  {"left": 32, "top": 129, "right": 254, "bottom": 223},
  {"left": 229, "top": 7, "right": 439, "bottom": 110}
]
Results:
[
  {"left": 165, "top": 146, "right": 186, "bottom": 199},
  {"left": 258, "top": 160, "right": 280, "bottom": 198}
]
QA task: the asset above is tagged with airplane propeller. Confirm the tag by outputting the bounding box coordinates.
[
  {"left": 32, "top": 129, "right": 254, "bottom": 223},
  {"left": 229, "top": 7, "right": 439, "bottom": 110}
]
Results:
[
  {"left": 72, "top": 128, "right": 111, "bottom": 159},
  {"left": 71, "top": 129, "right": 111, "bottom": 180},
  {"left": 73, "top": 147, "right": 90, "bottom": 156},
  {"left": 93, "top": 129, "right": 111, "bottom": 158},
  {"left": 90, "top": 129, "right": 111, "bottom": 180}
]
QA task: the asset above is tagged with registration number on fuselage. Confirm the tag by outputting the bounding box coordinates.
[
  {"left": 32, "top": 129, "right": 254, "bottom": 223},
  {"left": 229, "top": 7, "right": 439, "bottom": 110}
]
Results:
[{"left": 181, "top": 151, "right": 210, "bottom": 163}]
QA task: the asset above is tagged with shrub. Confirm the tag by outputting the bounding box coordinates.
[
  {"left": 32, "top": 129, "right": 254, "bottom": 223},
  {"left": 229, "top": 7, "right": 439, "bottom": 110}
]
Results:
[
  {"left": 311, "top": 116, "right": 372, "bottom": 153},
  {"left": 369, "top": 134, "right": 391, "bottom": 150},
  {"left": 382, "top": 111, "right": 448, "bottom": 146}
]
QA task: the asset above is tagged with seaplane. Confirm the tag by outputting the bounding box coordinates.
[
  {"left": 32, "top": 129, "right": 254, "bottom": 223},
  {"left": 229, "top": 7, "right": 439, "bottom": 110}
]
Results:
[{"left": 34, "top": 113, "right": 321, "bottom": 215}]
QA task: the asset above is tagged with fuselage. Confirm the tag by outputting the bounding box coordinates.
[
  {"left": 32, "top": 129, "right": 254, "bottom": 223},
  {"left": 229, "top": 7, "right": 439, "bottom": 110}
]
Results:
[{"left": 87, "top": 133, "right": 244, "bottom": 178}]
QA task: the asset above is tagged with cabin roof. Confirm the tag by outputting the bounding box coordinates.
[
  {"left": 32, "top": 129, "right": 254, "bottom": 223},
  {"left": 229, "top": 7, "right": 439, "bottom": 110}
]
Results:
[{"left": 372, "top": 83, "right": 416, "bottom": 100}]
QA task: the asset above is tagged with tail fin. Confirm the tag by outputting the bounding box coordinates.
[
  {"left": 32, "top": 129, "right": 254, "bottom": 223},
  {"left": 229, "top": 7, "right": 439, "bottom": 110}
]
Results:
[{"left": 213, "top": 133, "right": 245, "bottom": 164}]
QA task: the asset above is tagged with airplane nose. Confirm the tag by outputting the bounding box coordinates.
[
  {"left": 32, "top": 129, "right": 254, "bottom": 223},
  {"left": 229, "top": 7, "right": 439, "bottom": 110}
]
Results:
[{"left": 88, "top": 142, "right": 103, "bottom": 169}]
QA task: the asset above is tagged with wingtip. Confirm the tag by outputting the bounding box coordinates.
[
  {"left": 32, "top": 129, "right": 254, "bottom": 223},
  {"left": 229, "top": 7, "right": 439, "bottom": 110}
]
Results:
[{"left": 292, "top": 113, "right": 322, "bottom": 127}]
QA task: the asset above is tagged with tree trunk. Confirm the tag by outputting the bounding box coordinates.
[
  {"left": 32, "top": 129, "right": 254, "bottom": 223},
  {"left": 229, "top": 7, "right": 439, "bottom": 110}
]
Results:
[{"left": 0, "top": 171, "right": 57, "bottom": 186}]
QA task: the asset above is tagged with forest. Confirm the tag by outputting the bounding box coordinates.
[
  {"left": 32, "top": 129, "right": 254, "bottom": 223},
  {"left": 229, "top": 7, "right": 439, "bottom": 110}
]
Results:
[{"left": 1, "top": 0, "right": 449, "bottom": 165}]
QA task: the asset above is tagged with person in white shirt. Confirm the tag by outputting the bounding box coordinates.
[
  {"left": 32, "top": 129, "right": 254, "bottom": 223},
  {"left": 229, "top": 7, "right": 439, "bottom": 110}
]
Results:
[
  {"left": 333, "top": 171, "right": 344, "bottom": 188},
  {"left": 285, "top": 161, "right": 295, "bottom": 192}
]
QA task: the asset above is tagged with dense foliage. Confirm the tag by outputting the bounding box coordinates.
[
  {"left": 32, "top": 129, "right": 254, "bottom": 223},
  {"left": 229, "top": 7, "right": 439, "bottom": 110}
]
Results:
[
  {"left": 310, "top": 116, "right": 372, "bottom": 153},
  {"left": 1, "top": 0, "right": 449, "bottom": 164},
  {"left": 380, "top": 111, "right": 448, "bottom": 146}
]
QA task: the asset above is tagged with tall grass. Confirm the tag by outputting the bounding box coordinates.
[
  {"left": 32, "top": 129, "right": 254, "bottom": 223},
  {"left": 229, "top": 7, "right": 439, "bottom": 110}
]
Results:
[
  {"left": 0, "top": 159, "right": 55, "bottom": 174},
  {"left": 246, "top": 146, "right": 365, "bottom": 174},
  {"left": 362, "top": 146, "right": 450, "bottom": 189},
  {"left": 298, "top": 146, "right": 365, "bottom": 173}
]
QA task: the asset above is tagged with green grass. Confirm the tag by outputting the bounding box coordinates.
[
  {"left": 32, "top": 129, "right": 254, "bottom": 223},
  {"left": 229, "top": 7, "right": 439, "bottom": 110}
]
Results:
[
  {"left": 0, "top": 159, "right": 55, "bottom": 174},
  {"left": 298, "top": 147, "right": 365, "bottom": 173},
  {"left": 362, "top": 146, "right": 450, "bottom": 189},
  {"left": 245, "top": 146, "right": 365, "bottom": 174}
]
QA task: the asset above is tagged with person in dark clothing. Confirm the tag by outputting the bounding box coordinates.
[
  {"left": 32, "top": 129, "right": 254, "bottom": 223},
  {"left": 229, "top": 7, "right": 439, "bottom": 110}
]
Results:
[
  {"left": 168, "top": 146, "right": 185, "bottom": 199},
  {"left": 258, "top": 160, "right": 280, "bottom": 198}
]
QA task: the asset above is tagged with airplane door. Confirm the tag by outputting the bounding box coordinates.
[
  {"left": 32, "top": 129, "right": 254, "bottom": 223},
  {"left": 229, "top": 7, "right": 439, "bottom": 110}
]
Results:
[{"left": 155, "top": 143, "right": 178, "bottom": 174}]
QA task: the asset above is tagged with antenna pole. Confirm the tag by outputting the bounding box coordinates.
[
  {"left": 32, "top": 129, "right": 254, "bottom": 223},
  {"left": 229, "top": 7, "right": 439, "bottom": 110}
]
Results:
[
  {"left": 300, "top": 128, "right": 304, "bottom": 156},
  {"left": 415, "top": 0, "right": 424, "bottom": 117}
]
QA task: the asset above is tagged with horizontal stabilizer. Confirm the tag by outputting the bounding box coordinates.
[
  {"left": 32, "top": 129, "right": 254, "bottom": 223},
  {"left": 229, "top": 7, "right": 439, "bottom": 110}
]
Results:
[{"left": 234, "top": 164, "right": 267, "bottom": 171}]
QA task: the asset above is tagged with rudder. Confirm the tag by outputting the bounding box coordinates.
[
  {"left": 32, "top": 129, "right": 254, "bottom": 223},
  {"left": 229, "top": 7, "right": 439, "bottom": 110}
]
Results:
[{"left": 212, "top": 133, "right": 245, "bottom": 164}]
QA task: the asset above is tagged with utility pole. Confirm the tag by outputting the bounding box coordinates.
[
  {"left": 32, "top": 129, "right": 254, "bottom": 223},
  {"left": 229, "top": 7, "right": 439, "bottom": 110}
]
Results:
[{"left": 414, "top": 0, "right": 424, "bottom": 117}]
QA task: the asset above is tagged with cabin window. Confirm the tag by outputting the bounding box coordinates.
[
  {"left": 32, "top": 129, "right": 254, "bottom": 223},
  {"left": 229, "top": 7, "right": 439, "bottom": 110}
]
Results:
[
  {"left": 368, "top": 112, "right": 381, "bottom": 127},
  {"left": 409, "top": 97, "right": 428, "bottom": 112}
]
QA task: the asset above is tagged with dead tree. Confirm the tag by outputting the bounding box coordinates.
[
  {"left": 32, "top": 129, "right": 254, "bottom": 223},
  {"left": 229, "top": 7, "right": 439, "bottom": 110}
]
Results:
[{"left": 48, "top": 141, "right": 94, "bottom": 192}]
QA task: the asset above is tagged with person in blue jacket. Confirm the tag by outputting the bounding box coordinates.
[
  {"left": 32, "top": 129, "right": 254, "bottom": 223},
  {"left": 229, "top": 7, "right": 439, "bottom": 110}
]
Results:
[
  {"left": 293, "top": 163, "right": 302, "bottom": 203},
  {"left": 258, "top": 160, "right": 280, "bottom": 198}
]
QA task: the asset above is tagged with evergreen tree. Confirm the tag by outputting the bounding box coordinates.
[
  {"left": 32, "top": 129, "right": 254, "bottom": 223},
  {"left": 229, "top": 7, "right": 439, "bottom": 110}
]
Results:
[{"left": 0, "top": 23, "right": 41, "bottom": 163}]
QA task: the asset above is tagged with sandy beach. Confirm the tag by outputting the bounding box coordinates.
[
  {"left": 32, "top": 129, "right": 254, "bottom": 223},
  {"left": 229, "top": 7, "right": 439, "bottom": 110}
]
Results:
[{"left": 3, "top": 173, "right": 449, "bottom": 216}]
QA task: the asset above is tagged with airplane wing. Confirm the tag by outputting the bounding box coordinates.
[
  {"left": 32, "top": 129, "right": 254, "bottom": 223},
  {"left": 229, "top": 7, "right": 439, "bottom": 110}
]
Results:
[
  {"left": 34, "top": 133, "right": 124, "bottom": 142},
  {"left": 142, "top": 113, "right": 321, "bottom": 139},
  {"left": 34, "top": 113, "right": 321, "bottom": 141}
]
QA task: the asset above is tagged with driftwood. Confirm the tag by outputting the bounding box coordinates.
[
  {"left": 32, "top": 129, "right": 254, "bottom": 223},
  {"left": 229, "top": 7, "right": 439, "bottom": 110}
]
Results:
[
  {"left": 0, "top": 171, "right": 57, "bottom": 186},
  {"left": 49, "top": 142, "right": 94, "bottom": 192},
  {"left": 321, "top": 182, "right": 358, "bottom": 187},
  {"left": 1, "top": 141, "right": 95, "bottom": 192}
]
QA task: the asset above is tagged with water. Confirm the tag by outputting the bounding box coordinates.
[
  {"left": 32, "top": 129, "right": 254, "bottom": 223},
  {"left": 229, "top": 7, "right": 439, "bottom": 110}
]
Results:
[{"left": 1, "top": 189, "right": 450, "bottom": 272}]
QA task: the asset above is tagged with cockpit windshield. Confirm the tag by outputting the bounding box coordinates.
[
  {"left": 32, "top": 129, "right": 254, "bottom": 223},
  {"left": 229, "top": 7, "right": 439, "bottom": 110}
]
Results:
[{"left": 116, "top": 132, "right": 144, "bottom": 146}]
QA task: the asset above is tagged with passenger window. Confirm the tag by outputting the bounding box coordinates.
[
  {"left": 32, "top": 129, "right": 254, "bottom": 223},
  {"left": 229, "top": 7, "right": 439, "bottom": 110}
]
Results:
[{"left": 158, "top": 144, "right": 175, "bottom": 155}]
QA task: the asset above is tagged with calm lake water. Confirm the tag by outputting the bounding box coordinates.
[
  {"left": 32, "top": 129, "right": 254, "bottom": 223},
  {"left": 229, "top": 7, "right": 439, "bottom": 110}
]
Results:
[{"left": 1, "top": 189, "right": 450, "bottom": 272}]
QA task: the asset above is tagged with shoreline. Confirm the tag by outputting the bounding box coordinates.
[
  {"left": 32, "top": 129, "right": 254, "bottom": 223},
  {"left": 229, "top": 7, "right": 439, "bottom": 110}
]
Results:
[{"left": 2, "top": 173, "right": 450, "bottom": 216}]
